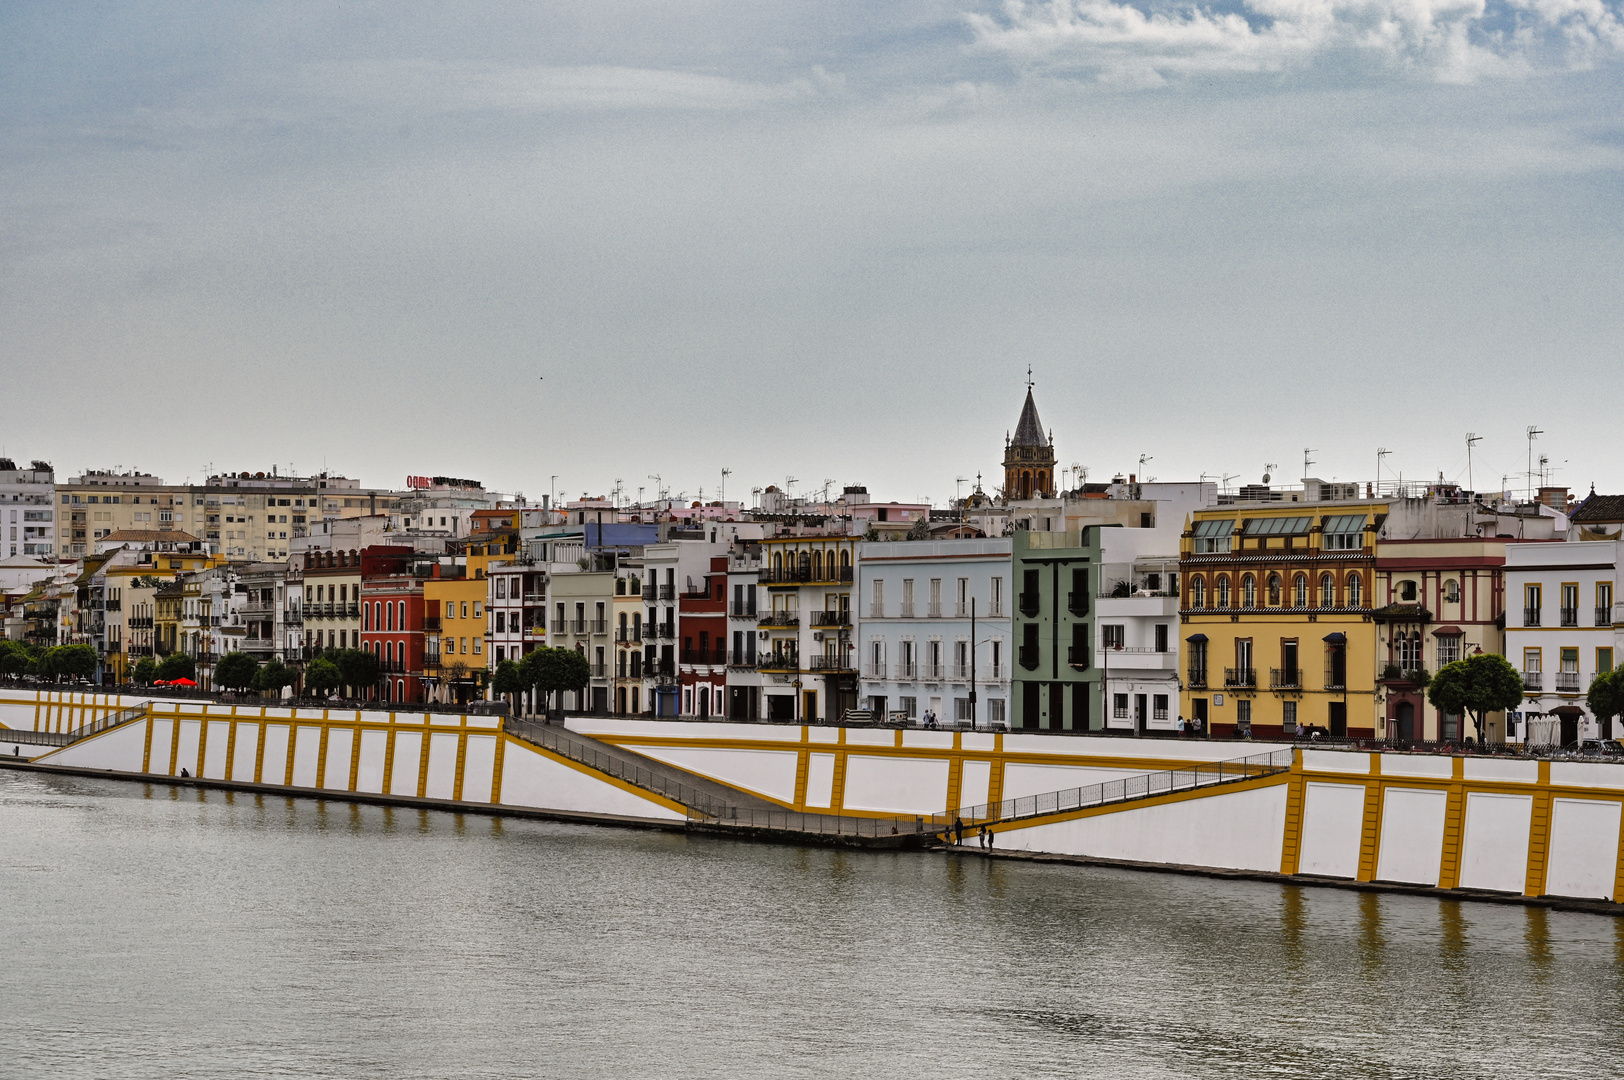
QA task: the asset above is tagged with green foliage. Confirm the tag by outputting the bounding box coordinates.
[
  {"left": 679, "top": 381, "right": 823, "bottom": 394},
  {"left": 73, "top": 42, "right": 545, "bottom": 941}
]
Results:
[
  {"left": 1404, "top": 669, "right": 1432, "bottom": 691},
  {"left": 0, "top": 640, "right": 44, "bottom": 679},
  {"left": 492, "top": 659, "right": 525, "bottom": 700},
  {"left": 332, "top": 649, "right": 380, "bottom": 694},
  {"left": 254, "top": 657, "right": 294, "bottom": 696},
  {"left": 519, "top": 647, "right": 592, "bottom": 713},
  {"left": 214, "top": 651, "right": 260, "bottom": 692},
  {"left": 906, "top": 517, "right": 930, "bottom": 540},
  {"left": 131, "top": 656, "right": 158, "bottom": 686},
  {"left": 156, "top": 653, "right": 196, "bottom": 682},
  {"left": 305, "top": 657, "right": 342, "bottom": 696},
  {"left": 1587, "top": 668, "right": 1623, "bottom": 724},
  {"left": 1428, "top": 653, "right": 1524, "bottom": 741}
]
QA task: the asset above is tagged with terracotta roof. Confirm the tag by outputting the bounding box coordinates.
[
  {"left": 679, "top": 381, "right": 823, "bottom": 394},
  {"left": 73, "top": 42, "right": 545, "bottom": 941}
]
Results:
[
  {"left": 1011, "top": 388, "right": 1048, "bottom": 448},
  {"left": 102, "top": 529, "right": 202, "bottom": 544},
  {"left": 1570, "top": 494, "right": 1624, "bottom": 523}
]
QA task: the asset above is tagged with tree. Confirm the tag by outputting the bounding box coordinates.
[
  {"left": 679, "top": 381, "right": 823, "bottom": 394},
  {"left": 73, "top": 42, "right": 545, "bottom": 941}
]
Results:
[
  {"left": 214, "top": 651, "right": 260, "bottom": 693},
  {"left": 492, "top": 659, "right": 526, "bottom": 713},
  {"left": 906, "top": 516, "right": 930, "bottom": 540},
  {"left": 333, "top": 649, "right": 380, "bottom": 697},
  {"left": 52, "top": 644, "right": 98, "bottom": 683},
  {"left": 1428, "top": 653, "right": 1524, "bottom": 743},
  {"left": 131, "top": 656, "right": 158, "bottom": 686},
  {"left": 305, "top": 657, "right": 342, "bottom": 697},
  {"left": 1587, "top": 668, "right": 1623, "bottom": 737},
  {"left": 157, "top": 653, "right": 196, "bottom": 683},
  {"left": 522, "top": 647, "right": 592, "bottom": 716},
  {"left": 0, "top": 641, "right": 32, "bottom": 680},
  {"left": 254, "top": 657, "right": 294, "bottom": 699}
]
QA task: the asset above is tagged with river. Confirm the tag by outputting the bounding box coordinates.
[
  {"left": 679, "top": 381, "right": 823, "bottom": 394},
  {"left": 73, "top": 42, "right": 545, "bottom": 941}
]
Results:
[{"left": 3, "top": 768, "right": 1621, "bottom": 1079}]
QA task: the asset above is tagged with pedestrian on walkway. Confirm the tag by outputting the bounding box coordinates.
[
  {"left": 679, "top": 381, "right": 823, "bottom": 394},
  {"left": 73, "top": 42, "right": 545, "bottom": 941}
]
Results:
[
  {"left": 978, "top": 825, "right": 988, "bottom": 849},
  {"left": 985, "top": 827, "right": 994, "bottom": 850},
  {"left": 953, "top": 816, "right": 964, "bottom": 845}
]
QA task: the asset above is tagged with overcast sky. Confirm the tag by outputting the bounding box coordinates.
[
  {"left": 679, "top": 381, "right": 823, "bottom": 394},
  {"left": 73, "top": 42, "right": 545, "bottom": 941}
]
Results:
[{"left": 4, "top": 0, "right": 1622, "bottom": 505}]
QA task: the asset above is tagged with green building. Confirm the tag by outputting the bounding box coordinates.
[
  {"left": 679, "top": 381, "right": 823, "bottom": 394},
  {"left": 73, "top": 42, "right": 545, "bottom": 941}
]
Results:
[{"left": 1012, "top": 528, "right": 1102, "bottom": 730}]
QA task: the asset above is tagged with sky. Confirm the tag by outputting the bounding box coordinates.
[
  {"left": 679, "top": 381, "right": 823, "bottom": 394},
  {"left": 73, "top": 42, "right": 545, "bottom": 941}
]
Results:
[{"left": 3, "top": 0, "right": 1622, "bottom": 506}]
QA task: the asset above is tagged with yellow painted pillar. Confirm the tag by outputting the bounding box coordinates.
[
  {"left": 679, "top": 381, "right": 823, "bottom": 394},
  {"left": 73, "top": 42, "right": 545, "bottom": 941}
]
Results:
[
  {"left": 1356, "top": 753, "right": 1384, "bottom": 883},
  {"left": 1525, "top": 760, "right": 1553, "bottom": 898},
  {"left": 1436, "top": 757, "right": 1467, "bottom": 890},
  {"left": 452, "top": 731, "right": 468, "bottom": 802},
  {"left": 1278, "top": 750, "right": 1307, "bottom": 875},
  {"left": 489, "top": 733, "right": 507, "bottom": 804}
]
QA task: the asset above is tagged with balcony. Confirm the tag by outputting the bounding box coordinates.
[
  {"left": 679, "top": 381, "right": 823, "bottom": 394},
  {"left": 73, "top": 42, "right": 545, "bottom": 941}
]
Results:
[
  {"left": 1524, "top": 607, "right": 1541, "bottom": 627},
  {"left": 1018, "top": 646, "right": 1038, "bottom": 671},
  {"left": 728, "top": 654, "right": 758, "bottom": 670},
  {"left": 919, "top": 663, "right": 945, "bottom": 680},
  {"left": 1066, "top": 646, "right": 1088, "bottom": 669},
  {"left": 756, "top": 566, "right": 854, "bottom": 585},
  {"left": 1187, "top": 667, "right": 1208, "bottom": 688},
  {"left": 1560, "top": 607, "right": 1579, "bottom": 628},
  {"left": 893, "top": 663, "right": 917, "bottom": 680},
  {"left": 424, "top": 650, "right": 441, "bottom": 667},
  {"left": 590, "top": 663, "right": 607, "bottom": 678},
  {"left": 347, "top": 603, "right": 359, "bottom": 618},
  {"left": 1018, "top": 592, "right": 1039, "bottom": 617},
  {"left": 1600, "top": 606, "right": 1614, "bottom": 628},
  {"left": 590, "top": 620, "right": 608, "bottom": 635},
  {"left": 1224, "top": 667, "right": 1257, "bottom": 688},
  {"left": 729, "top": 603, "right": 758, "bottom": 618},
  {"left": 759, "top": 654, "right": 800, "bottom": 672},
  {"left": 1270, "top": 667, "right": 1302, "bottom": 689},
  {"left": 809, "top": 611, "right": 850, "bottom": 628},
  {"left": 284, "top": 608, "right": 303, "bottom": 624},
  {"left": 616, "top": 628, "right": 642, "bottom": 643},
  {"left": 1555, "top": 671, "right": 1581, "bottom": 693},
  {"left": 658, "top": 623, "right": 676, "bottom": 639},
  {"left": 1523, "top": 670, "right": 1543, "bottom": 691},
  {"left": 569, "top": 619, "right": 586, "bottom": 634},
  {"left": 864, "top": 665, "right": 886, "bottom": 680},
  {"left": 758, "top": 613, "right": 800, "bottom": 628},
  {"left": 809, "top": 656, "right": 856, "bottom": 673},
  {"left": 685, "top": 648, "right": 727, "bottom": 666},
  {"left": 950, "top": 664, "right": 972, "bottom": 681},
  {"left": 657, "top": 584, "right": 675, "bottom": 601},
  {"left": 1067, "top": 591, "right": 1089, "bottom": 616},
  {"left": 551, "top": 619, "right": 565, "bottom": 633},
  {"left": 424, "top": 616, "right": 441, "bottom": 631},
  {"left": 1324, "top": 668, "right": 1345, "bottom": 691}
]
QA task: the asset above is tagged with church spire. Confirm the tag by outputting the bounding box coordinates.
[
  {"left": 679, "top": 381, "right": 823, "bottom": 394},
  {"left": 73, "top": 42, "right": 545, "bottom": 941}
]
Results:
[{"left": 1002, "top": 376, "right": 1056, "bottom": 501}]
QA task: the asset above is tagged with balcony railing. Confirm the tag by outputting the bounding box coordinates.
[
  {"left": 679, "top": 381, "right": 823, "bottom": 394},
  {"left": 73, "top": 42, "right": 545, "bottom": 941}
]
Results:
[
  {"left": 1067, "top": 592, "right": 1089, "bottom": 616},
  {"left": 1187, "top": 667, "right": 1207, "bottom": 688},
  {"left": 1560, "top": 607, "right": 1579, "bottom": 628},
  {"left": 685, "top": 648, "right": 727, "bottom": 666},
  {"left": 1067, "top": 645, "right": 1088, "bottom": 668},
  {"left": 659, "top": 623, "right": 676, "bottom": 639},
  {"left": 657, "top": 584, "right": 675, "bottom": 600},
  {"left": 590, "top": 663, "right": 607, "bottom": 678},
  {"left": 1523, "top": 670, "right": 1543, "bottom": 691},
  {"left": 1225, "top": 667, "right": 1257, "bottom": 688},
  {"left": 590, "top": 620, "right": 608, "bottom": 635},
  {"left": 1524, "top": 607, "right": 1541, "bottom": 627},
  {"left": 1324, "top": 667, "right": 1345, "bottom": 691},
  {"left": 756, "top": 566, "right": 854, "bottom": 585},
  {"left": 729, "top": 603, "right": 758, "bottom": 618},
  {"left": 1018, "top": 592, "right": 1039, "bottom": 616},
  {"left": 729, "top": 654, "right": 758, "bottom": 669},
  {"left": 759, "top": 655, "right": 800, "bottom": 672},
  {"left": 424, "top": 616, "right": 441, "bottom": 631},
  {"left": 616, "top": 628, "right": 642, "bottom": 642},
  {"left": 1270, "top": 667, "right": 1302, "bottom": 688},
  {"left": 893, "top": 663, "right": 917, "bottom": 680},
  {"left": 809, "top": 611, "right": 850, "bottom": 628},
  {"left": 1555, "top": 671, "right": 1581, "bottom": 693},
  {"left": 551, "top": 619, "right": 565, "bottom": 633},
  {"left": 1018, "top": 646, "right": 1038, "bottom": 670},
  {"left": 919, "top": 663, "right": 945, "bottom": 680},
  {"left": 758, "top": 613, "right": 800, "bottom": 627},
  {"left": 570, "top": 619, "right": 586, "bottom": 633},
  {"left": 1600, "top": 606, "right": 1614, "bottom": 627},
  {"left": 806, "top": 656, "right": 854, "bottom": 672},
  {"left": 864, "top": 665, "right": 886, "bottom": 680}
]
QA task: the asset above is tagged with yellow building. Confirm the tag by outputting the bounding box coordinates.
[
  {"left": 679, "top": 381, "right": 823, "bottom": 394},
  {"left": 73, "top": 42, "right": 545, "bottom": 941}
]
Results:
[
  {"left": 1180, "top": 502, "right": 1385, "bottom": 738},
  {"left": 424, "top": 561, "right": 488, "bottom": 705}
]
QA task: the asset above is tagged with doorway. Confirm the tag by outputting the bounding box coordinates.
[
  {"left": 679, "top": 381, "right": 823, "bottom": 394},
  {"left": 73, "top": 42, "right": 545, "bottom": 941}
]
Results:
[
  {"left": 1134, "top": 694, "right": 1148, "bottom": 734},
  {"left": 803, "top": 690, "right": 817, "bottom": 722},
  {"left": 1329, "top": 702, "right": 1347, "bottom": 737},
  {"left": 1395, "top": 701, "right": 1414, "bottom": 742},
  {"left": 767, "top": 694, "right": 794, "bottom": 721}
]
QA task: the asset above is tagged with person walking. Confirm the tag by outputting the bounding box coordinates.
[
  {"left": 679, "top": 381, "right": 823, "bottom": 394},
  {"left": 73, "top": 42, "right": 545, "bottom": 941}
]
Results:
[{"left": 953, "top": 816, "right": 964, "bottom": 845}]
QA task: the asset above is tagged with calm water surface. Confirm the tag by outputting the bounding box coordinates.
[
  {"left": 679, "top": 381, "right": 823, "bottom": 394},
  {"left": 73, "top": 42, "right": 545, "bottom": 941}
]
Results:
[{"left": 3, "top": 769, "right": 1622, "bottom": 1079}]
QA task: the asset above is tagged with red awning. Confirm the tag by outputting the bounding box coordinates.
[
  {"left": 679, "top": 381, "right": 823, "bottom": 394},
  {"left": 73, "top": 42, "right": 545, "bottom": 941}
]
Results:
[{"left": 1431, "top": 625, "right": 1464, "bottom": 637}]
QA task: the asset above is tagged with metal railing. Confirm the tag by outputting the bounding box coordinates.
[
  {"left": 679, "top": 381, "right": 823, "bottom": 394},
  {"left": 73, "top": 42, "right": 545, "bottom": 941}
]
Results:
[
  {"left": 1270, "top": 667, "right": 1301, "bottom": 688},
  {"left": 1524, "top": 607, "right": 1541, "bottom": 627},
  {"left": 758, "top": 613, "right": 800, "bottom": 627},
  {"left": 1599, "top": 606, "right": 1613, "bottom": 628},
  {"left": 809, "top": 611, "right": 850, "bottom": 627},
  {"left": 1187, "top": 668, "right": 1208, "bottom": 688},
  {"left": 1554, "top": 672, "right": 1581, "bottom": 693},
  {"left": 2, "top": 701, "right": 153, "bottom": 749},
  {"left": 1225, "top": 667, "right": 1257, "bottom": 687},
  {"left": 944, "top": 749, "right": 1293, "bottom": 828},
  {"left": 1523, "top": 671, "right": 1543, "bottom": 691},
  {"left": 1560, "top": 607, "right": 1578, "bottom": 628},
  {"left": 809, "top": 656, "right": 855, "bottom": 672}
]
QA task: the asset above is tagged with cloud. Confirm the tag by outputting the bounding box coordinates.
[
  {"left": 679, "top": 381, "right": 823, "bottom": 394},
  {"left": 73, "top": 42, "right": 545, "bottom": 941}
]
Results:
[{"left": 966, "top": 0, "right": 1624, "bottom": 82}]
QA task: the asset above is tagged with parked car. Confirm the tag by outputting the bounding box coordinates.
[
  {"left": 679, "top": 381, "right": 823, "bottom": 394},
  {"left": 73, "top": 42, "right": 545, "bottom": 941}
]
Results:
[{"left": 1566, "top": 740, "right": 1624, "bottom": 757}]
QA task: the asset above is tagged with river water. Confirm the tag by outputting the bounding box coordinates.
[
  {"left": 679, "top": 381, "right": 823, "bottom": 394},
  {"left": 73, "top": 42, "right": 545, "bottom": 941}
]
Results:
[{"left": 4, "top": 769, "right": 1622, "bottom": 1079}]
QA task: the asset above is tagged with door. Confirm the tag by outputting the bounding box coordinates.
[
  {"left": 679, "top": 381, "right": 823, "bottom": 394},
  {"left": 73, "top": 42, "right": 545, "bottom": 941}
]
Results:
[
  {"left": 803, "top": 690, "right": 817, "bottom": 721},
  {"left": 1329, "top": 702, "right": 1347, "bottom": 737},
  {"left": 1395, "top": 700, "right": 1414, "bottom": 742},
  {"left": 1134, "top": 694, "right": 1148, "bottom": 734},
  {"left": 1193, "top": 698, "right": 1208, "bottom": 734},
  {"left": 1561, "top": 713, "right": 1579, "bottom": 747}
]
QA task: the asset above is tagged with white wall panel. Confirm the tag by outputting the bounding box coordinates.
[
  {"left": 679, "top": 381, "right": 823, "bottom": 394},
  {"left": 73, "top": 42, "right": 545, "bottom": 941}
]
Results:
[
  {"left": 460, "top": 735, "right": 496, "bottom": 803},
  {"left": 230, "top": 724, "right": 260, "bottom": 782},
  {"left": 202, "top": 721, "right": 230, "bottom": 780},
  {"left": 291, "top": 726, "right": 322, "bottom": 788},
  {"left": 1458, "top": 792, "right": 1532, "bottom": 893},
  {"left": 424, "top": 733, "right": 459, "bottom": 800},
  {"left": 498, "top": 742, "right": 684, "bottom": 820},
  {"left": 148, "top": 718, "right": 173, "bottom": 774},
  {"left": 631, "top": 745, "right": 800, "bottom": 803},
  {"left": 1545, "top": 798, "right": 1622, "bottom": 900},
  {"left": 1303, "top": 750, "right": 1369, "bottom": 775},
  {"left": 1463, "top": 758, "right": 1539, "bottom": 784},
  {"left": 38, "top": 718, "right": 150, "bottom": 773},
  {"left": 355, "top": 729, "right": 387, "bottom": 793},
  {"left": 1001, "top": 763, "right": 1143, "bottom": 801},
  {"left": 390, "top": 730, "right": 423, "bottom": 796},
  {"left": 322, "top": 728, "right": 354, "bottom": 791},
  {"left": 1000, "top": 783, "right": 1288, "bottom": 872},
  {"left": 804, "top": 753, "right": 835, "bottom": 809},
  {"left": 1376, "top": 787, "right": 1448, "bottom": 885},
  {"left": 843, "top": 755, "right": 950, "bottom": 814},
  {"left": 174, "top": 719, "right": 202, "bottom": 777},
  {"left": 1379, "top": 756, "right": 1454, "bottom": 780},
  {"left": 959, "top": 759, "right": 992, "bottom": 811},
  {"left": 1297, "top": 781, "right": 1366, "bottom": 879},
  {"left": 1550, "top": 762, "right": 1624, "bottom": 790},
  {"left": 260, "top": 724, "right": 290, "bottom": 784}
]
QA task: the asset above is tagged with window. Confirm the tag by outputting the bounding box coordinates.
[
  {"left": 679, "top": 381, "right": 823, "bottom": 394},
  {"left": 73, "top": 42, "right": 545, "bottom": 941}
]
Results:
[
  {"left": 1283, "top": 701, "right": 1298, "bottom": 731},
  {"left": 473, "top": 639, "right": 481, "bottom": 655},
  {"left": 1153, "top": 695, "right": 1168, "bottom": 721},
  {"left": 1217, "top": 577, "right": 1231, "bottom": 609},
  {"left": 1322, "top": 514, "right": 1366, "bottom": 550},
  {"left": 871, "top": 578, "right": 885, "bottom": 618},
  {"left": 462, "top": 602, "right": 469, "bottom": 619},
  {"left": 1243, "top": 515, "right": 1311, "bottom": 538},
  {"left": 1399, "top": 580, "right": 1417, "bottom": 602},
  {"left": 1561, "top": 584, "right": 1578, "bottom": 627},
  {"left": 1525, "top": 584, "right": 1542, "bottom": 626},
  {"left": 1346, "top": 575, "right": 1363, "bottom": 607},
  {"left": 1444, "top": 578, "right": 1459, "bottom": 604},
  {"left": 929, "top": 578, "right": 942, "bottom": 618},
  {"left": 473, "top": 602, "right": 482, "bottom": 617},
  {"left": 990, "top": 576, "right": 1003, "bottom": 616},
  {"left": 1600, "top": 583, "right": 1614, "bottom": 627},
  {"left": 1397, "top": 631, "right": 1422, "bottom": 670},
  {"left": 496, "top": 579, "right": 507, "bottom": 599},
  {"left": 1193, "top": 519, "right": 1234, "bottom": 554},
  {"left": 1599, "top": 648, "right": 1614, "bottom": 675},
  {"left": 1113, "top": 693, "right": 1128, "bottom": 719},
  {"left": 901, "top": 578, "right": 915, "bottom": 618},
  {"left": 1523, "top": 648, "right": 1541, "bottom": 673},
  {"left": 1154, "top": 624, "right": 1168, "bottom": 653},
  {"left": 1102, "top": 624, "right": 1125, "bottom": 649},
  {"left": 988, "top": 698, "right": 1006, "bottom": 727},
  {"left": 900, "top": 696, "right": 917, "bottom": 719},
  {"left": 956, "top": 577, "right": 968, "bottom": 617},
  {"left": 1320, "top": 574, "right": 1335, "bottom": 607},
  {"left": 1292, "top": 574, "right": 1307, "bottom": 608},
  {"left": 1241, "top": 575, "right": 1256, "bottom": 609},
  {"left": 1236, "top": 699, "right": 1252, "bottom": 729},
  {"left": 1437, "top": 635, "right": 1461, "bottom": 665},
  {"left": 1190, "top": 577, "right": 1205, "bottom": 609}
]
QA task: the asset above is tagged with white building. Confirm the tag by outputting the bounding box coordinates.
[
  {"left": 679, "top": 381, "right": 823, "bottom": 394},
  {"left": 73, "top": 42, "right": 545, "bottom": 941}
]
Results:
[
  {"left": 2, "top": 458, "right": 55, "bottom": 559},
  {"left": 1093, "top": 533, "right": 1181, "bottom": 734},
  {"left": 1504, "top": 539, "right": 1620, "bottom": 746},
  {"left": 857, "top": 537, "right": 1011, "bottom": 728}
]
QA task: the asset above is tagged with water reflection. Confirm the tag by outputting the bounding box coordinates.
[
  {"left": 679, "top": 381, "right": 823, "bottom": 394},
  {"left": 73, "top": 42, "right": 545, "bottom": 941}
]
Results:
[{"left": 1358, "top": 891, "right": 1384, "bottom": 975}]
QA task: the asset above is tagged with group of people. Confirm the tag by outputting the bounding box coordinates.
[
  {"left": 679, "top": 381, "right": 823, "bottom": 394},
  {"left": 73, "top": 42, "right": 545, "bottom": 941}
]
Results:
[{"left": 947, "top": 816, "right": 994, "bottom": 850}]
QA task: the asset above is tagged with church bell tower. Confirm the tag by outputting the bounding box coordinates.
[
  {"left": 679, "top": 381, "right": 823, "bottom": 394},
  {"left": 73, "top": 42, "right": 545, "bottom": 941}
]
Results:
[{"left": 1003, "top": 369, "right": 1056, "bottom": 501}]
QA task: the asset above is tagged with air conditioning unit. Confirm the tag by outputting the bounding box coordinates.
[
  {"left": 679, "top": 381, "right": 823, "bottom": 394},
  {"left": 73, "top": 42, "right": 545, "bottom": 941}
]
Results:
[
  {"left": 813, "top": 631, "right": 824, "bottom": 642},
  {"left": 759, "top": 630, "right": 770, "bottom": 640}
]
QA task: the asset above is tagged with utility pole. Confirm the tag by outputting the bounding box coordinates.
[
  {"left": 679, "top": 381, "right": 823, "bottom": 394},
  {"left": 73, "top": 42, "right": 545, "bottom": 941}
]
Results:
[
  {"left": 1526, "top": 425, "right": 1543, "bottom": 502},
  {"left": 969, "top": 596, "right": 977, "bottom": 730}
]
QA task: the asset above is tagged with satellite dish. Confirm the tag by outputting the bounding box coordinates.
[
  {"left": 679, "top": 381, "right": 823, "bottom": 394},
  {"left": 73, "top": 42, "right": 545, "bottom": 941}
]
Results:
[{"left": 1262, "top": 471, "right": 1272, "bottom": 484}]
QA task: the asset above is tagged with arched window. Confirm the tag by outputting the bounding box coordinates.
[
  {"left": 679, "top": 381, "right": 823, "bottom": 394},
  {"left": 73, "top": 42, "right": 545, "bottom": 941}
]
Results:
[
  {"left": 1217, "top": 577, "right": 1232, "bottom": 609},
  {"left": 1444, "top": 578, "right": 1460, "bottom": 604},
  {"left": 396, "top": 679, "right": 404, "bottom": 702},
  {"left": 1267, "top": 573, "right": 1281, "bottom": 606},
  {"left": 1294, "top": 574, "right": 1307, "bottom": 608},
  {"left": 1242, "top": 574, "right": 1256, "bottom": 608},
  {"left": 811, "top": 550, "right": 823, "bottom": 581},
  {"left": 386, "top": 602, "right": 395, "bottom": 631},
  {"left": 771, "top": 552, "right": 782, "bottom": 575},
  {"left": 397, "top": 600, "right": 406, "bottom": 628},
  {"left": 1347, "top": 574, "right": 1363, "bottom": 608},
  {"left": 385, "top": 640, "right": 394, "bottom": 664},
  {"left": 363, "top": 603, "right": 371, "bottom": 631},
  {"left": 1191, "top": 577, "right": 1206, "bottom": 610},
  {"left": 798, "top": 552, "right": 811, "bottom": 578},
  {"left": 1320, "top": 574, "right": 1335, "bottom": 607},
  {"left": 840, "top": 549, "right": 852, "bottom": 573}
]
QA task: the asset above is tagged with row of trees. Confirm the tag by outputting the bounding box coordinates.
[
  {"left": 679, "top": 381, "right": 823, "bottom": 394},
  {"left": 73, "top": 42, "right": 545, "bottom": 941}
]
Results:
[
  {"left": 491, "top": 648, "right": 592, "bottom": 716},
  {"left": 0, "top": 641, "right": 99, "bottom": 682}
]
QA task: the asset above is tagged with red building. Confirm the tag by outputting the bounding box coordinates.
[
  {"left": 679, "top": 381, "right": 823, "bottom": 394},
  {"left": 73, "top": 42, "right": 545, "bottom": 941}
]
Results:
[
  {"left": 361, "top": 546, "right": 428, "bottom": 704},
  {"left": 678, "top": 556, "right": 728, "bottom": 718}
]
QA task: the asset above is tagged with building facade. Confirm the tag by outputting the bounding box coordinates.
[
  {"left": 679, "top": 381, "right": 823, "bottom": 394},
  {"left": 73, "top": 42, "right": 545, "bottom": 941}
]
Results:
[{"left": 1504, "top": 540, "right": 1619, "bottom": 746}]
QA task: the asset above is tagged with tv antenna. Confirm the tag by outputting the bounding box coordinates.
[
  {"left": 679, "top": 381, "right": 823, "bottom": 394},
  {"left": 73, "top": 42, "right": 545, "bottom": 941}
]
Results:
[
  {"left": 1262, "top": 463, "right": 1277, "bottom": 485},
  {"left": 1376, "top": 448, "right": 1391, "bottom": 493},
  {"left": 1303, "top": 447, "right": 1317, "bottom": 479},
  {"left": 1526, "top": 425, "right": 1543, "bottom": 502},
  {"left": 1465, "top": 434, "right": 1480, "bottom": 493},
  {"left": 720, "top": 468, "right": 731, "bottom": 504}
]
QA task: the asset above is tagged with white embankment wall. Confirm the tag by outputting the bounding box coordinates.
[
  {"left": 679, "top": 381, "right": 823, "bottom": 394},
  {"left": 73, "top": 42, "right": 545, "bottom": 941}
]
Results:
[{"left": 1, "top": 692, "right": 684, "bottom": 823}]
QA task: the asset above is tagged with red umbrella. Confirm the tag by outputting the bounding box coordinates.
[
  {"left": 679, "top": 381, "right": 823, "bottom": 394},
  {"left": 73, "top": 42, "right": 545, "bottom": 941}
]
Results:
[{"left": 170, "top": 677, "right": 198, "bottom": 687}]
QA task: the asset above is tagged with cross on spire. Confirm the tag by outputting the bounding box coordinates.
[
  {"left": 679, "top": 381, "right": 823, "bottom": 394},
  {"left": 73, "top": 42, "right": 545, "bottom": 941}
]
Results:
[{"left": 1026, "top": 364, "right": 1033, "bottom": 390}]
